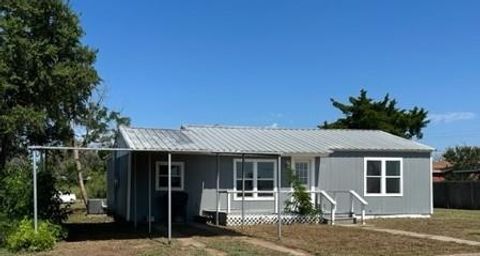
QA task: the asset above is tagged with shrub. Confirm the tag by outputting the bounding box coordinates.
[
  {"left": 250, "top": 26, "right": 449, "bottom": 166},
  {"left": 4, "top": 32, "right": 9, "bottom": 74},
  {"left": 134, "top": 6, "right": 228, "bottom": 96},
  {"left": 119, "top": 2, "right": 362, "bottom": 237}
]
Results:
[
  {"left": 284, "top": 168, "right": 320, "bottom": 215},
  {"left": 0, "top": 212, "right": 15, "bottom": 246},
  {"left": 5, "top": 219, "right": 65, "bottom": 252},
  {"left": 0, "top": 157, "right": 67, "bottom": 223}
]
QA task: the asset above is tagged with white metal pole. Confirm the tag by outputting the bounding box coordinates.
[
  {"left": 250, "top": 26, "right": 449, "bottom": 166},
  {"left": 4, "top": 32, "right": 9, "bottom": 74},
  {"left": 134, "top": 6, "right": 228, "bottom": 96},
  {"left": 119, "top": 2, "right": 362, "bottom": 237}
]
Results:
[
  {"left": 134, "top": 153, "right": 137, "bottom": 229},
  {"left": 148, "top": 152, "right": 152, "bottom": 236},
  {"left": 168, "top": 153, "right": 172, "bottom": 243},
  {"left": 241, "top": 154, "right": 245, "bottom": 227},
  {"left": 32, "top": 150, "right": 38, "bottom": 233},
  {"left": 277, "top": 155, "right": 282, "bottom": 239},
  {"left": 215, "top": 154, "right": 220, "bottom": 226}
]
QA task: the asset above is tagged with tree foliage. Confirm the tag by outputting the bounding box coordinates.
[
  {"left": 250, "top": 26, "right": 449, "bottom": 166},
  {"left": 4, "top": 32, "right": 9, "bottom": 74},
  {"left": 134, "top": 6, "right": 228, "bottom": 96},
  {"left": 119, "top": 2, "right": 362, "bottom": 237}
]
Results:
[
  {"left": 0, "top": 0, "right": 130, "bottom": 221},
  {"left": 443, "top": 146, "right": 480, "bottom": 181},
  {"left": 0, "top": 0, "right": 100, "bottom": 168},
  {"left": 0, "top": 157, "right": 67, "bottom": 223},
  {"left": 321, "top": 89, "right": 429, "bottom": 139}
]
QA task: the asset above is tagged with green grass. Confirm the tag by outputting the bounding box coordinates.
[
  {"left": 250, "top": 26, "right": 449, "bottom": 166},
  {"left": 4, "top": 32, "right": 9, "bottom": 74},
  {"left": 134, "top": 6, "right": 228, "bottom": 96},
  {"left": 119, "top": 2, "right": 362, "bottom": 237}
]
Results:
[
  {"left": 370, "top": 208, "right": 480, "bottom": 242},
  {"left": 0, "top": 248, "right": 14, "bottom": 256}
]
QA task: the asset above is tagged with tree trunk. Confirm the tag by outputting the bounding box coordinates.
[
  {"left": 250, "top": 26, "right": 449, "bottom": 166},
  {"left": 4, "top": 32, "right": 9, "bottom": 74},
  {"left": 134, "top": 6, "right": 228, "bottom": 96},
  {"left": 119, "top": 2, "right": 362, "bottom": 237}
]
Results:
[
  {"left": 73, "top": 142, "right": 88, "bottom": 208},
  {"left": 0, "top": 135, "right": 9, "bottom": 171}
]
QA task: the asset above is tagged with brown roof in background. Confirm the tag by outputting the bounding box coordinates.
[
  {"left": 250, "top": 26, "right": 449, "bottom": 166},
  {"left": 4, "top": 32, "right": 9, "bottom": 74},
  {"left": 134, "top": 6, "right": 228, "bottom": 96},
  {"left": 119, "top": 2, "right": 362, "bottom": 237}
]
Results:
[{"left": 433, "top": 160, "right": 452, "bottom": 171}]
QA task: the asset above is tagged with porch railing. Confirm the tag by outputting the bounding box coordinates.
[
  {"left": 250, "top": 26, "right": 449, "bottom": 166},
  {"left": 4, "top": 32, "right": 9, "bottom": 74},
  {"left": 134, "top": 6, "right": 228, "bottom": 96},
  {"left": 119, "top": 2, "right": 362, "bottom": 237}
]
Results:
[{"left": 215, "top": 189, "right": 338, "bottom": 225}]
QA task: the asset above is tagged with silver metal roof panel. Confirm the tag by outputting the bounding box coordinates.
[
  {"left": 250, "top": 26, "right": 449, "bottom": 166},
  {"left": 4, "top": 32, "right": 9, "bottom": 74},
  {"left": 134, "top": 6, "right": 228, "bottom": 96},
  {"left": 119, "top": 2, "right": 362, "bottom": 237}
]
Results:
[{"left": 118, "top": 125, "right": 434, "bottom": 154}]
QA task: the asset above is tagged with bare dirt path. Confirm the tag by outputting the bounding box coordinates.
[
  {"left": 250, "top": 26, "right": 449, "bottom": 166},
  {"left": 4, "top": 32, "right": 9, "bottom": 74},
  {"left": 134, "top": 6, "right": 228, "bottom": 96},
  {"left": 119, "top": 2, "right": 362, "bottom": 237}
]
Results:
[
  {"left": 177, "top": 237, "right": 226, "bottom": 256},
  {"left": 359, "top": 226, "right": 480, "bottom": 247},
  {"left": 188, "top": 223, "right": 312, "bottom": 256}
]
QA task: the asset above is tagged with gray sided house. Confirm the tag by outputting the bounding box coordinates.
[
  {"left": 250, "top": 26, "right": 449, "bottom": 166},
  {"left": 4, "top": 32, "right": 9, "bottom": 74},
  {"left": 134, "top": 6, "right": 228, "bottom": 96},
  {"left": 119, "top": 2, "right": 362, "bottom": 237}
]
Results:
[{"left": 107, "top": 125, "right": 434, "bottom": 226}]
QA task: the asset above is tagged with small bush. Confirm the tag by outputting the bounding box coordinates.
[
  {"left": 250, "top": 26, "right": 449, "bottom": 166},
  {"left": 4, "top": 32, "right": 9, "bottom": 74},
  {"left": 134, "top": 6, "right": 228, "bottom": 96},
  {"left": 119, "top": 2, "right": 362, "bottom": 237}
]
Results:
[
  {"left": 284, "top": 168, "right": 320, "bottom": 215},
  {"left": 5, "top": 219, "right": 66, "bottom": 252}
]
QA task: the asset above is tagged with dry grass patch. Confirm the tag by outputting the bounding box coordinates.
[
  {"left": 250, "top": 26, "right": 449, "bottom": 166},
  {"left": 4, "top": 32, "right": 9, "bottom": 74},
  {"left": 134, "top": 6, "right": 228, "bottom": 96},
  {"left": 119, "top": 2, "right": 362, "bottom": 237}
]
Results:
[
  {"left": 370, "top": 209, "right": 480, "bottom": 242},
  {"left": 198, "top": 236, "right": 291, "bottom": 256},
  {"left": 233, "top": 224, "right": 480, "bottom": 256}
]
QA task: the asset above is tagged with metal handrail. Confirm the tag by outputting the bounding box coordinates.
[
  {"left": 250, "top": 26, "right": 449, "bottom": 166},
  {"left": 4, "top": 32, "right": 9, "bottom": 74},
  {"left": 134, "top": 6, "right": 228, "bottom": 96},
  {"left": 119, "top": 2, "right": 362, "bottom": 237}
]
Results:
[
  {"left": 214, "top": 189, "right": 367, "bottom": 226},
  {"left": 348, "top": 190, "right": 368, "bottom": 225},
  {"left": 349, "top": 190, "right": 368, "bottom": 206},
  {"left": 317, "top": 190, "right": 337, "bottom": 225}
]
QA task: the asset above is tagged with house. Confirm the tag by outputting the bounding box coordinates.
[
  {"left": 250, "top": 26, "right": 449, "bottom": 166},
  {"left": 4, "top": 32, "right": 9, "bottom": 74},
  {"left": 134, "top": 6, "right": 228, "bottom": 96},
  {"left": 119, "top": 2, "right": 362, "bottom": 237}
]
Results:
[
  {"left": 432, "top": 160, "right": 452, "bottom": 182},
  {"left": 107, "top": 125, "right": 434, "bottom": 226}
]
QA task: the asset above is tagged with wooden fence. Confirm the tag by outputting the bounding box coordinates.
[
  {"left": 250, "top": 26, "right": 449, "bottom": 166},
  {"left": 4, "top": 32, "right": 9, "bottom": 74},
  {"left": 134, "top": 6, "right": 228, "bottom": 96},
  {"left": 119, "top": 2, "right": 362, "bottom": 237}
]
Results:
[{"left": 434, "top": 181, "right": 480, "bottom": 209}]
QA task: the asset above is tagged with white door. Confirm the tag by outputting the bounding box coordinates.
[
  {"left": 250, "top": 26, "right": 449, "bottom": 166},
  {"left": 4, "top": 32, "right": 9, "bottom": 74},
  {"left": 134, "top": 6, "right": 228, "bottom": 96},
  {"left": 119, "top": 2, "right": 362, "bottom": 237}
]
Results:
[{"left": 292, "top": 158, "right": 315, "bottom": 202}]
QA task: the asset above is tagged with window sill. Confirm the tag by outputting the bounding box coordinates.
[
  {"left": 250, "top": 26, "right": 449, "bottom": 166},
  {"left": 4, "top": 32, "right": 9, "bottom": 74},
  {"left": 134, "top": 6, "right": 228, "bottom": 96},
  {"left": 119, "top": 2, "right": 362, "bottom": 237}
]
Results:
[
  {"left": 156, "top": 187, "right": 184, "bottom": 191},
  {"left": 364, "top": 194, "right": 403, "bottom": 197},
  {"left": 233, "top": 197, "right": 275, "bottom": 201}
]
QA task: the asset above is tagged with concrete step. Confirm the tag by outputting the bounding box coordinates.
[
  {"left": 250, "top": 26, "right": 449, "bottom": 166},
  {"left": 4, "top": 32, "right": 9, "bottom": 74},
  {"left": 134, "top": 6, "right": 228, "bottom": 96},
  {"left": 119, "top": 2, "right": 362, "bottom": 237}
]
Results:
[{"left": 321, "top": 214, "right": 358, "bottom": 224}]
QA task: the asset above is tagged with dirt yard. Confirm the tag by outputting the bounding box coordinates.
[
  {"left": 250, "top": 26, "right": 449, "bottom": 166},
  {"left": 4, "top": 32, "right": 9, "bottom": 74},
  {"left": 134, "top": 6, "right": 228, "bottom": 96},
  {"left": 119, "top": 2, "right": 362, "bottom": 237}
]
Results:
[
  {"left": 369, "top": 208, "right": 480, "bottom": 242},
  {"left": 232, "top": 223, "right": 480, "bottom": 256},
  {"left": 4, "top": 206, "right": 480, "bottom": 255},
  {"left": 29, "top": 203, "right": 287, "bottom": 256}
]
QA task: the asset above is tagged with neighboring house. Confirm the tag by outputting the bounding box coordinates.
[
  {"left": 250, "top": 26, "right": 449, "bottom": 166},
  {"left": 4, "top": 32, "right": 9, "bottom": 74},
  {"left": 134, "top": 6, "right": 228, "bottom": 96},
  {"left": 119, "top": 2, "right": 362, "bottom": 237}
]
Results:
[
  {"left": 107, "top": 125, "right": 434, "bottom": 226},
  {"left": 432, "top": 160, "right": 452, "bottom": 182},
  {"left": 433, "top": 160, "right": 480, "bottom": 181}
]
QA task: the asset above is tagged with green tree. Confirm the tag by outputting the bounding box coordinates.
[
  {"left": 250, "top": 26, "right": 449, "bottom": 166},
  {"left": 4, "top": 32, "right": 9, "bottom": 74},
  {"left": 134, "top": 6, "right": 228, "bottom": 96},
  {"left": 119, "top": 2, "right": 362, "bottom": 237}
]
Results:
[
  {"left": 0, "top": 0, "right": 130, "bottom": 217},
  {"left": 71, "top": 97, "right": 130, "bottom": 206},
  {"left": 321, "top": 89, "right": 429, "bottom": 139},
  {"left": 0, "top": 0, "right": 100, "bottom": 169},
  {"left": 443, "top": 146, "right": 480, "bottom": 181}
]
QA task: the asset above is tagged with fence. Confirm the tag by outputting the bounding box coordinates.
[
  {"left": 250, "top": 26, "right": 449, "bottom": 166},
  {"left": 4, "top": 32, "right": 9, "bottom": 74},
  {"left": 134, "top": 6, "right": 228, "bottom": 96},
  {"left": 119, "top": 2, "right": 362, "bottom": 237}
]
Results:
[{"left": 433, "top": 181, "right": 480, "bottom": 209}]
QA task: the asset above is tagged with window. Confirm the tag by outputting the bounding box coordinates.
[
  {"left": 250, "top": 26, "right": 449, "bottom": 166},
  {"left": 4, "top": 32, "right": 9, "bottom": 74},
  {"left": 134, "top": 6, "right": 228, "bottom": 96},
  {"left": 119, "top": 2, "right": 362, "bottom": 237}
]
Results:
[
  {"left": 294, "top": 161, "right": 309, "bottom": 186},
  {"left": 234, "top": 159, "right": 276, "bottom": 200},
  {"left": 364, "top": 158, "right": 402, "bottom": 196},
  {"left": 156, "top": 162, "right": 184, "bottom": 191}
]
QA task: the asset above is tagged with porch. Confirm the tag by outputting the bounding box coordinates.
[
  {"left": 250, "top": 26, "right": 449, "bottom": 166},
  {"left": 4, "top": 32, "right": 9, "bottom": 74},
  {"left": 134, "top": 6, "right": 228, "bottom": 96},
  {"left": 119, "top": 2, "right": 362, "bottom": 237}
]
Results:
[{"left": 200, "top": 189, "right": 368, "bottom": 226}]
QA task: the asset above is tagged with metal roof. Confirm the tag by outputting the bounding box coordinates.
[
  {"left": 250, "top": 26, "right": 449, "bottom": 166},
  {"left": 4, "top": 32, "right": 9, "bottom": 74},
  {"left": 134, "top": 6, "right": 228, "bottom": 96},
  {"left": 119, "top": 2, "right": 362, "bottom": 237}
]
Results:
[{"left": 118, "top": 125, "right": 434, "bottom": 154}]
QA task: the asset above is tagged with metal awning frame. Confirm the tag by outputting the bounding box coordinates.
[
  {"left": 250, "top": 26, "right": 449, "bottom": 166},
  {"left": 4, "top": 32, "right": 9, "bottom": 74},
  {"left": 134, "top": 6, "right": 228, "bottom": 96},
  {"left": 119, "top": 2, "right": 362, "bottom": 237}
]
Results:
[{"left": 28, "top": 145, "right": 291, "bottom": 242}]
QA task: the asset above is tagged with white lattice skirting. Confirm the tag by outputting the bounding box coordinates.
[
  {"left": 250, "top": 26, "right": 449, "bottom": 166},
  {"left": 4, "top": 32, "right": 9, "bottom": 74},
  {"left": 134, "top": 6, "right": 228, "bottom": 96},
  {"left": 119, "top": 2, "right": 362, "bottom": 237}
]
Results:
[
  {"left": 226, "top": 213, "right": 321, "bottom": 226},
  {"left": 202, "top": 211, "right": 321, "bottom": 226}
]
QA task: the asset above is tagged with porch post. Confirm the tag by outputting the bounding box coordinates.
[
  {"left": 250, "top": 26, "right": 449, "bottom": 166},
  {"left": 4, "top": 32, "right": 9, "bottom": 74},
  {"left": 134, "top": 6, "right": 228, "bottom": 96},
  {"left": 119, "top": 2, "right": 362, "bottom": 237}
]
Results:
[
  {"left": 167, "top": 153, "right": 172, "bottom": 243},
  {"left": 241, "top": 154, "right": 245, "bottom": 227},
  {"left": 148, "top": 152, "right": 152, "bottom": 236},
  {"left": 32, "top": 150, "right": 38, "bottom": 233},
  {"left": 277, "top": 155, "right": 282, "bottom": 239},
  {"left": 134, "top": 152, "right": 137, "bottom": 229},
  {"left": 215, "top": 154, "right": 220, "bottom": 226}
]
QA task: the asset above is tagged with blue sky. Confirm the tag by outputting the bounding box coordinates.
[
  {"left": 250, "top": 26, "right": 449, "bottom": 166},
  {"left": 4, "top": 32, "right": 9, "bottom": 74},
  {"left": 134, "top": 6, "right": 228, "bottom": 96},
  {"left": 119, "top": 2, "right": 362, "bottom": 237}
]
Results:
[{"left": 71, "top": 1, "right": 480, "bottom": 152}]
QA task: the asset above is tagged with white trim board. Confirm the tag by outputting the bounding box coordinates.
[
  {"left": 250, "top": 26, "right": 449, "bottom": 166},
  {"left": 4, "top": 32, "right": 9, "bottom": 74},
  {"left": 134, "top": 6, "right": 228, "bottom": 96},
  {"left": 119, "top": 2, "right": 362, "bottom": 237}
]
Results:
[
  {"left": 126, "top": 153, "right": 132, "bottom": 221},
  {"left": 364, "top": 157, "right": 404, "bottom": 197},
  {"left": 155, "top": 161, "right": 185, "bottom": 191},
  {"left": 429, "top": 156, "right": 434, "bottom": 214},
  {"left": 233, "top": 158, "right": 277, "bottom": 201},
  {"left": 362, "top": 214, "right": 431, "bottom": 220}
]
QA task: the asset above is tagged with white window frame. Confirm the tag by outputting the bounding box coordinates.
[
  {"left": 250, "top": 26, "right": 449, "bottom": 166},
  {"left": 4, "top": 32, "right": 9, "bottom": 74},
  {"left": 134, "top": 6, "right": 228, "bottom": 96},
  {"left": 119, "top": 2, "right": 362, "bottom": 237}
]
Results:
[
  {"left": 156, "top": 161, "right": 184, "bottom": 191},
  {"left": 364, "top": 157, "right": 403, "bottom": 197},
  {"left": 233, "top": 159, "right": 277, "bottom": 201}
]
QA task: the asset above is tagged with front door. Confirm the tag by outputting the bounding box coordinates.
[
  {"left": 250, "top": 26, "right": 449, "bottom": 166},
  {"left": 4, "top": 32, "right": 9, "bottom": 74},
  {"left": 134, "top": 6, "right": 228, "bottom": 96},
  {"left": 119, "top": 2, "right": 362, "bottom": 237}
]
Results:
[{"left": 292, "top": 158, "right": 315, "bottom": 202}]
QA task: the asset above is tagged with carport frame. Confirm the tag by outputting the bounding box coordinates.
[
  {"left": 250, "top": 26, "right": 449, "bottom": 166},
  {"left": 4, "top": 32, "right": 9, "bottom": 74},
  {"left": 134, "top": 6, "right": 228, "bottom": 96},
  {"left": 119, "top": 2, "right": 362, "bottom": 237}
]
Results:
[
  {"left": 28, "top": 145, "right": 289, "bottom": 242},
  {"left": 27, "top": 145, "right": 179, "bottom": 243}
]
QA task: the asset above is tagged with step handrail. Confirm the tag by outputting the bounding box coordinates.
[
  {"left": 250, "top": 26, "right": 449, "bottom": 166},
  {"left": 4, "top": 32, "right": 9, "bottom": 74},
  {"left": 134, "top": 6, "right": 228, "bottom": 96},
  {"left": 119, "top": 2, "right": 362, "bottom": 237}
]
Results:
[
  {"left": 349, "top": 190, "right": 368, "bottom": 205},
  {"left": 318, "top": 190, "right": 337, "bottom": 225},
  {"left": 348, "top": 190, "right": 368, "bottom": 225}
]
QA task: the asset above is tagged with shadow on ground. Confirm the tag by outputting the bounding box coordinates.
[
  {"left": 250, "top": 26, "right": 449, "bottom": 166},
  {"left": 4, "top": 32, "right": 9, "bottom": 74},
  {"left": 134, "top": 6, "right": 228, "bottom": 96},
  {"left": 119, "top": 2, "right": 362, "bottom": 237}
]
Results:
[{"left": 64, "top": 221, "right": 243, "bottom": 242}]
